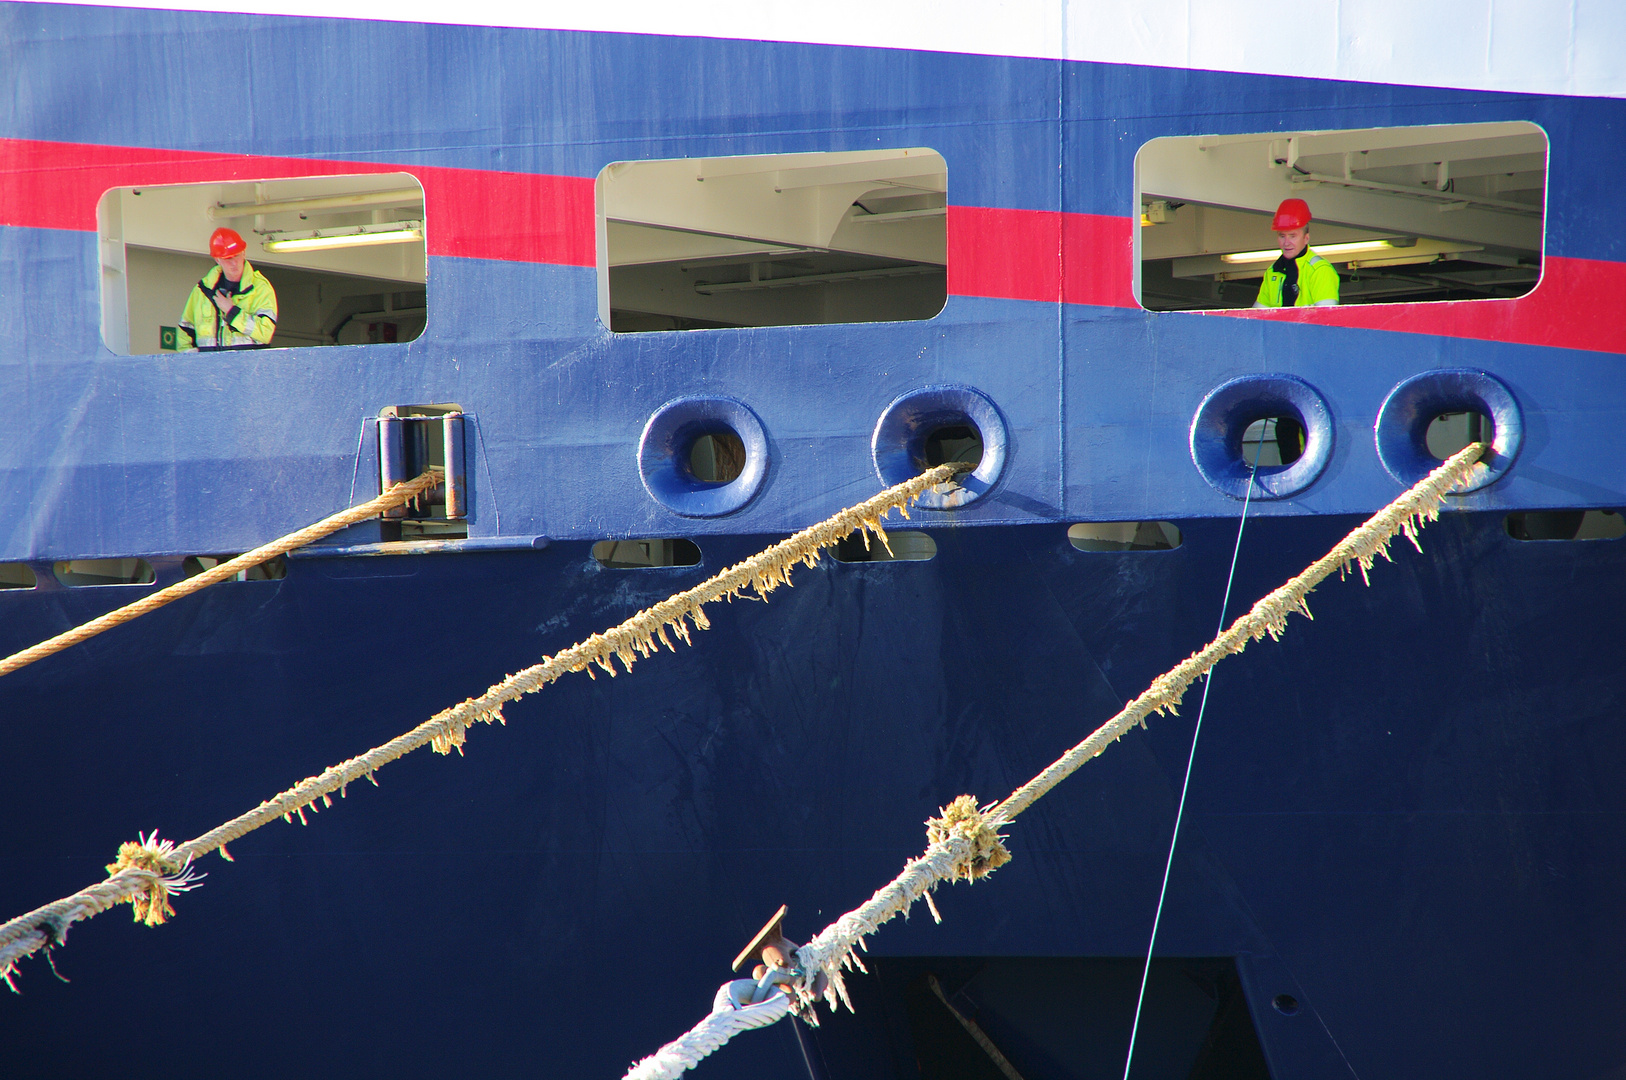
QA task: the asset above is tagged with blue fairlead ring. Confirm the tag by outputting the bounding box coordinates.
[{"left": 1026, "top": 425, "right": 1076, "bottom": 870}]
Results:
[
  {"left": 638, "top": 396, "right": 769, "bottom": 518},
  {"left": 1375, "top": 369, "right": 1521, "bottom": 493},
  {"left": 872, "top": 385, "right": 1008, "bottom": 510},
  {"left": 1189, "top": 374, "right": 1334, "bottom": 501}
]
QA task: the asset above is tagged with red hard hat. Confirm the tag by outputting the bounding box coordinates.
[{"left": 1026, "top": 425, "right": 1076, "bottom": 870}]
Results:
[
  {"left": 1271, "top": 198, "right": 1312, "bottom": 231},
  {"left": 209, "top": 227, "right": 247, "bottom": 258}
]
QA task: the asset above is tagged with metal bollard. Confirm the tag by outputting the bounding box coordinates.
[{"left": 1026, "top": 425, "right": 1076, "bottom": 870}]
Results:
[
  {"left": 442, "top": 413, "right": 467, "bottom": 519},
  {"left": 378, "top": 415, "right": 408, "bottom": 519}
]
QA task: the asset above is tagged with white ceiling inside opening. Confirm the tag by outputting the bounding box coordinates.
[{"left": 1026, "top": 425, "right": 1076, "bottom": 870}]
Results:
[{"left": 105, "top": 173, "right": 427, "bottom": 283}]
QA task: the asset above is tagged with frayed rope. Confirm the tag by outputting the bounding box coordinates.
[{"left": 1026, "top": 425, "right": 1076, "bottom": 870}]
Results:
[
  {"left": 105, "top": 833, "right": 206, "bottom": 928},
  {"left": 631, "top": 444, "right": 1490, "bottom": 1077},
  {"left": 0, "top": 463, "right": 970, "bottom": 991}
]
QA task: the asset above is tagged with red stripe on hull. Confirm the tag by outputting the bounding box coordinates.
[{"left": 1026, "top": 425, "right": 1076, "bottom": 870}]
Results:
[
  {"left": 945, "top": 207, "right": 1138, "bottom": 309},
  {"left": 0, "top": 140, "right": 596, "bottom": 266},
  {"left": 3, "top": 139, "right": 1622, "bottom": 355},
  {"left": 1213, "top": 256, "right": 1626, "bottom": 356},
  {"left": 946, "top": 205, "right": 1060, "bottom": 302},
  {"left": 948, "top": 199, "right": 1624, "bottom": 355},
  {"left": 1062, "top": 211, "right": 1140, "bottom": 309}
]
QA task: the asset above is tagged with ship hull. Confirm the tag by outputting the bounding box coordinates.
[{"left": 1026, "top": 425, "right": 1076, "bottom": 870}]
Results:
[
  {"left": 3, "top": 4, "right": 1626, "bottom": 1077},
  {"left": 5, "top": 513, "right": 1626, "bottom": 1077}
]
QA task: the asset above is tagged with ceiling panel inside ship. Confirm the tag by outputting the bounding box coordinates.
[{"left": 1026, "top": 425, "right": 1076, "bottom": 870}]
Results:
[
  {"left": 1136, "top": 121, "right": 1546, "bottom": 310},
  {"left": 107, "top": 174, "right": 427, "bottom": 281}
]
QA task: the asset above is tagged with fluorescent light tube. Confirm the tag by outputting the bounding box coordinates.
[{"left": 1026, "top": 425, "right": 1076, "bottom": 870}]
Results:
[
  {"left": 261, "top": 226, "right": 423, "bottom": 253},
  {"left": 1221, "top": 240, "right": 1397, "bottom": 264}
]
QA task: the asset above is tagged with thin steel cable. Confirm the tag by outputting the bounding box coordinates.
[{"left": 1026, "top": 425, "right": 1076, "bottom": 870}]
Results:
[{"left": 1121, "top": 429, "right": 1265, "bottom": 1080}]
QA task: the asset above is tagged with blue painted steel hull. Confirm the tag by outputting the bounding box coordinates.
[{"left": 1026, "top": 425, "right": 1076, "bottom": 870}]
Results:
[
  {"left": 5, "top": 518, "right": 1625, "bottom": 1078},
  {"left": 4, "top": 6, "right": 1626, "bottom": 1078}
]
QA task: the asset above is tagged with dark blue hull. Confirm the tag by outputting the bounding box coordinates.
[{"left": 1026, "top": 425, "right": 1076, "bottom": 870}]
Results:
[
  {"left": 5, "top": 512, "right": 1625, "bottom": 1078},
  {"left": 5, "top": 4, "right": 1626, "bottom": 1077}
]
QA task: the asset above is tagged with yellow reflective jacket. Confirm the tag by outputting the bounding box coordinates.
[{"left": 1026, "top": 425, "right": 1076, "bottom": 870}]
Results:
[
  {"left": 1254, "top": 248, "right": 1340, "bottom": 307},
  {"left": 178, "top": 261, "right": 278, "bottom": 349}
]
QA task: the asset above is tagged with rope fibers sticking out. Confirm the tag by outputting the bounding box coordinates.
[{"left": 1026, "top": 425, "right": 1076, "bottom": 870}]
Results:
[
  {"left": 626, "top": 444, "right": 1489, "bottom": 1079},
  {"left": 0, "top": 463, "right": 971, "bottom": 993}
]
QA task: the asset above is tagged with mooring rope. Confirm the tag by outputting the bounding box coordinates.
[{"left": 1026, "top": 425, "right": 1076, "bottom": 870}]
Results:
[
  {"left": 0, "top": 463, "right": 968, "bottom": 992},
  {"left": 626, "top": 981, "right": 795, "bottom": 1080},
  {"left": 0, "top": 469, "right": 445, "bottom": 679},
  {"left": 624, "top": 444, "right": 1488, "bottom": 1080}
]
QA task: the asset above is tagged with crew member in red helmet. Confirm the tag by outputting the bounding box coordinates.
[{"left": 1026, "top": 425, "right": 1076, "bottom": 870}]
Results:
[
  {"left": 177, "top": 227, "right": 278, "bottom": 349},
  {"left": 1254, "top": 198, "right": 1340, "bottom": 308}
]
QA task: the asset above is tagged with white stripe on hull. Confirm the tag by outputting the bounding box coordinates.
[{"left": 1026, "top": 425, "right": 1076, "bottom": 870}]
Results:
[{"left": 25, "top": 0, "right": 1624, "bottom": 99}]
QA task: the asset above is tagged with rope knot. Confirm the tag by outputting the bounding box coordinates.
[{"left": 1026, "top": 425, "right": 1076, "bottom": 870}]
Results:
[
  {"left": 925, "top": 796, "right": 1011, "bottom": 882},
  {"left": 105, "top": 832, "right": 205, "bottom": 927}
]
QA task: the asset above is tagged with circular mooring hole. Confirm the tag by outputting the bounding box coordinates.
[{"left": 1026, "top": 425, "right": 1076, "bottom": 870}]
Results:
[
  {"left": 1272, "top": 994, "right": 1301, "bottom": 1016},
  {"left": 638, "top": 396, "right": 769, "bottom": 518},
  {"left": 1425, "top": 410, "right": 1493, "bottom": 461},
  {"left": 923, "top": 423, "right": 984, "bottom": 470},
  {"left": 1374, "top": 370, "right": 1520, "bottom": 493},
  {"left": 1240, "top": 416, "right": 1306, "bottom": 467},
  {"left": 688, "top": 430, "right": 746, "bottom": 485},
  {"left": 1190, "top": 374, "right": 1332, "bottom": 501},
  {"left": 872, "top": 385, "right": 1008, "bottom": 510}
]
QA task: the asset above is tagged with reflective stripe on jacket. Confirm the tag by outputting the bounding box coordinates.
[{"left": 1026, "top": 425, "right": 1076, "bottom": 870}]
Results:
[
  {"left": 178, "top": 261, "right": 278, "bottom": 349},
  {"left": 1255, "top": 249, "right": 1340, "bottom": 307}
]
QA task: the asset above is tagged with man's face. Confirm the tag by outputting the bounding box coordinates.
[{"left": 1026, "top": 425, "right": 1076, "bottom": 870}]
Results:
[
  {"left": 215, "top": 252, "right": 246, "bottom": 281},
  {"left": 1276, "top": 227, "right": 1309, "bottom": 260}
]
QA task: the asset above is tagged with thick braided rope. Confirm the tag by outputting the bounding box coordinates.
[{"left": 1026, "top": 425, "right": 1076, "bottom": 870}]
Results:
[
  {"left": 625, "top": 983, "right": 793, "bottom": 1080},
  {"left": 796, "top": 443, "right": 1488, "bottom": 1005},
  {"left": 629, "top": 444, "right": 1489, "bottom": 1075},
  {"left": 988, "top": 443, "right": 1486, "bottom": 825},
  {"left": 0, "top": 463, "right": 965, "bottom": 991},
  {"left": 618, "top": 831, "right": 982, "bottom": 1080},
  {"left": 0, "top": 469, "right": 444, "bottom": 679}
]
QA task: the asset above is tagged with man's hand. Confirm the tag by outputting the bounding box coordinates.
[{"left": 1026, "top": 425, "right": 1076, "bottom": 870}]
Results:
[{"left": 210, "top": 288, "right": 236, "bottom": 315}]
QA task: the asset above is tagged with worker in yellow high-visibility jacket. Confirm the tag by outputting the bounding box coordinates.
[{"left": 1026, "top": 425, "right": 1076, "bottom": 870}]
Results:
[
  {"left": 1254, "top": 199, "right": 1340, "bottom": 308},
  {"left": 178, "top": 227, "right": 278, "bottom": 350}
]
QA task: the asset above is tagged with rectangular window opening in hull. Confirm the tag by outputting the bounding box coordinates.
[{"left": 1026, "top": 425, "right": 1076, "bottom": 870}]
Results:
[
  {"left": 597, "top": 148, "right": 947, "bottom": 332},
  {"left": 833, "top": 530, "right": 938, "bottom": 562},
  {"left": 591, "top": 539, "right": 703, "bottom": 568},
  {"left": 53, "top": 558, "right": 155, "bottom": 587},
  {"left": 1134, "top": 122, "right": 1546, "bottom": 311},
  {"left": 1507, "top": 510, "right": 1626, "bottom": 542},
  {"left": 182, "top": 554, "right": 288, "bottom": 581},
  {"left": 0, "top": 564, "right": 39, "bottom": 590},
  {"left": 97, "top": 174, "right": 428, "bottom": 354},
  {"left": 1068, "top": 522, "right": 1182, "bottom": 552}
]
